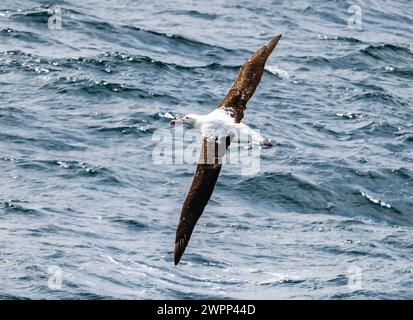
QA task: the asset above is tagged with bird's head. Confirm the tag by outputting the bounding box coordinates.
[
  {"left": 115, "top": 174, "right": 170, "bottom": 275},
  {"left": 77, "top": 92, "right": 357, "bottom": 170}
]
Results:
[{"left": 170, "top": 114, "right": 199, "bottom": 128}]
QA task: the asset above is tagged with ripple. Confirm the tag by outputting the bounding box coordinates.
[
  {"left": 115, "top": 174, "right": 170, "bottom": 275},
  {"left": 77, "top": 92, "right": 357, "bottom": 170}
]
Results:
[
  {"left": 160, "top": 9, "right": 220, "bottom": 20},
  {"left": 1, "top": 201, "right": 42, "bottom": 216},
  {"left": 317, "top": 34, "right": 364, "bottom": 44},
  {"left": 45, "top": 77, "right": 160, "bottom": 97},
  {"left": 361, "top": 43, "right": 413, "bottom": 63},
  {"left": 229, "top": 172, "right": 333, "bottom": 213},
  {"left": 110, "top": 218, "right": 148, "bottom": 231},
  {"left": 0, "top": 27, "right": 48, "bottom": 44},
  {"left": 348, "top": 91, "right": 408, "bottom": 107},
  {"left": 124, "top": 25, "right": 238, "bottom": 55}
]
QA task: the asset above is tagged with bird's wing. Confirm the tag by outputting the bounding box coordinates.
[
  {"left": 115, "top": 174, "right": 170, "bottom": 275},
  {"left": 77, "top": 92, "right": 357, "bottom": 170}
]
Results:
[
  {"left": 218, "top": 34, "right": 282, "bottom": 123},
  {"left": 174, "top": 137, "right": 230, "bottom": 265}
]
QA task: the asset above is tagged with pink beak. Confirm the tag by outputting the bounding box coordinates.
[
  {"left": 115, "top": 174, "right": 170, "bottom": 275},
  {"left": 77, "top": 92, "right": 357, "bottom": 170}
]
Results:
[{"left": 170, "top": 118, "right": 184, "bottom": 125}]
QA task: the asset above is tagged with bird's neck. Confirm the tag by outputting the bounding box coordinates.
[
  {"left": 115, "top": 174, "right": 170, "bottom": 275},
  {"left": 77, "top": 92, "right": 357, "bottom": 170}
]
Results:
[{"left": 192, "top": 114, "right": 205, "bottom": 129}]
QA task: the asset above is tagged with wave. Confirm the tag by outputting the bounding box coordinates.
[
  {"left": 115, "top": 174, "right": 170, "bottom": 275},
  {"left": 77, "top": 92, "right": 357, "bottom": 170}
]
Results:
[
  {"left": 3, "top": 157, "right": 125, "bottom": 186},
  {"left": 110, "top": 217, "right": 148, "bottom": 231},
  {"left": 361, "top": 43, "right": 413, "bottom": 62},
  {"left": 0, "top": 27, "right": 48, "bottom": 44},
  {"left": 356, "top": 120, "right": 403, "bottom": 137},
  {"left": 64, "top": 52, "right": 240, "bottom": 72},
  {"left": 227, "top": 171, "right": 333, "bottom": 213},
  {"left": 124, "top": 25, "right": 239, "bottom": 54},
  {"left": 265, "top": 65, "right": 289, "bottom": 79},
  {"left": 317, "top": 34, "right": 364, "bottom": 44},
  {"left": 1, "top": 200, "right": 42, "bottom": 216},
  {"left": 9, "top": 7, "right": 53, "bottom": 24},
  {"left": 360, "top": 191, "right": 392, "bottom": 209},
  {"left": 92, "top": 124, "right": 155, "bottom": 136},
  {"left": 5, "top": 7, "right": 244, "bottom": 65},
  {"left": 347, "top": 91, "right": 408, "bottom": 107},
  {"left": 288, "top": 42, "right": 413, "bottom": 71},
  {"left": 224, "top": 168, "right": 411, "bottom": 226},
  {"left": 41, "top": 76, "right": 175, "bottom": 101},
  {"left": 0, "top": 132, "right": 86, "bottom": 151},
  {"left": 379, "top": 66, "right": 413, "bottom": 79},
  {"left": 158, "top": 9, "right": 220, "bottom": 20},
  {"left": 0, "top": 49, "right": 244, "bottom": 89},
  {"left": 389, "top": 167, "right": 411, "bottom": 180},
  {"left": 58, "top": 15, "right": 243, "bottom": 58}
]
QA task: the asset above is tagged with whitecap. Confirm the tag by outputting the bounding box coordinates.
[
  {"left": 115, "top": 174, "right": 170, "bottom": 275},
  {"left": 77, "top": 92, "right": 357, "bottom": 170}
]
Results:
[
  {"left": 361, "top": 191, "right": 392, "bottom": 208},
  {"left": 265, "top": 65, "right": 289, "bottom": 79}
]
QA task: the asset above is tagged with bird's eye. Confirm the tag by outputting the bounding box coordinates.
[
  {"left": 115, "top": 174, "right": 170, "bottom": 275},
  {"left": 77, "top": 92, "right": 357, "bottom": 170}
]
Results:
[{"left": 186, "top": 117, "right": 189, "bottom": 119}]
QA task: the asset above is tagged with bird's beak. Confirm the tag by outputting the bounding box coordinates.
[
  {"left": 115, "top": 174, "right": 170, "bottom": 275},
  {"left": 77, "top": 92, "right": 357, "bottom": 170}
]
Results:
[{"left": 170, "top": 117, "right": 184, "bottom": 125}]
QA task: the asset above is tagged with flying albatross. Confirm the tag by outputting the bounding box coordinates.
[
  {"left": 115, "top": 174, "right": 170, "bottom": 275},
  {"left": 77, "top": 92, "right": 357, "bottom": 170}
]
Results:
[{"left": 170, "top": 34, "right": 282, "bottom": 265}]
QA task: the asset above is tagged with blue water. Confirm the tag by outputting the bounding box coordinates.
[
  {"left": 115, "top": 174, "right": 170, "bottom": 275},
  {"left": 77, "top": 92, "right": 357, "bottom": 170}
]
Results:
[{"left": 0, "top": 0, "right": 412, "bottom": 299}]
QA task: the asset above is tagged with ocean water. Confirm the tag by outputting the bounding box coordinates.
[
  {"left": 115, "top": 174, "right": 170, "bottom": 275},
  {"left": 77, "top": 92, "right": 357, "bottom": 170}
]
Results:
[{"left": 0, "top": 0, "right": 412, "bottom": 299}]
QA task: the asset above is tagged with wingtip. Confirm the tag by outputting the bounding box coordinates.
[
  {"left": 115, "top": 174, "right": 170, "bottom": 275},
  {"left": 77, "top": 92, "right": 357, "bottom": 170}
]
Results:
[
  {"left": 265, "top": 33, "right": 282, "bottom": 49},
  {"left": 174, "top": 251, "right": 181, "bottom": 265},
  {"left": 174, "top": 241, "right": 184, "bottom": 265}
]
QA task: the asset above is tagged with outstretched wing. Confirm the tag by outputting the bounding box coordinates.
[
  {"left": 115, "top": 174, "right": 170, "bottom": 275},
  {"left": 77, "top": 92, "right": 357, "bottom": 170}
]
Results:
[
  {"left": 218, "top": 34, "right": 282, "bottom": 123},
  {"left": 174, "top": 137, "right": 230, "bottom": 265}
]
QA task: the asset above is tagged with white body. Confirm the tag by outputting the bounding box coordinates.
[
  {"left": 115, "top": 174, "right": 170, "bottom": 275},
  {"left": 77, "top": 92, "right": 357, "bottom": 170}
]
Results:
[{"left": 181, "top": 109, "right": 270, "bottom": 146}]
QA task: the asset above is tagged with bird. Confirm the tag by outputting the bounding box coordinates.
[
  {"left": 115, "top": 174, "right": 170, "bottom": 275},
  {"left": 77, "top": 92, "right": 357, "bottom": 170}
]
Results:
[{"left": 170, "top": 34, "right": 282, "bottom": 265}]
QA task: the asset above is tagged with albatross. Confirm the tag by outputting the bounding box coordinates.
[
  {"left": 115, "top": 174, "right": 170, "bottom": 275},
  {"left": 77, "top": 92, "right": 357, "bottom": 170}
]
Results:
[{"left": 170, "top": 34, "right": 282, "bottom": 265}]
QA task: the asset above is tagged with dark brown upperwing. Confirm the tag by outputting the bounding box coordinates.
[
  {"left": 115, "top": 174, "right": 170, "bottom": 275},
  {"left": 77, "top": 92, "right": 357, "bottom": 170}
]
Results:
[
  {"left": 218, "top": 34, "right": 282, "bottom": 123},
  {"left": 174, "top": 137, "right": 230, "bottom": 265}
]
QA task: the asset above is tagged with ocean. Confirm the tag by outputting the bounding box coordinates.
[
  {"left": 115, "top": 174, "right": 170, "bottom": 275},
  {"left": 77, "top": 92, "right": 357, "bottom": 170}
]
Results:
[{"left": 0, "top": 0, "right": 412, "bottom": 299}]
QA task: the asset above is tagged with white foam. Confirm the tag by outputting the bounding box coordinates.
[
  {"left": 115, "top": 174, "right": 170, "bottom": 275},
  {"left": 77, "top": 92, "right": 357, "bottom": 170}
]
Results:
[{"left": 265, "top": 65, "right": 289, "bottom": 78}]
